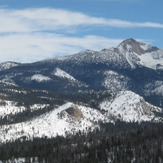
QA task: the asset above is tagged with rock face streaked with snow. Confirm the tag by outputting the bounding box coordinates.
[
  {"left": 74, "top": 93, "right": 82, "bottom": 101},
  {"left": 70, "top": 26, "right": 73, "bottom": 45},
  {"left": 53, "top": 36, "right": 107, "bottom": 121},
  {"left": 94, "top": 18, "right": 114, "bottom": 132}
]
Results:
[{"left": 118, "top": 38, "right": 163, "bottom": 69}]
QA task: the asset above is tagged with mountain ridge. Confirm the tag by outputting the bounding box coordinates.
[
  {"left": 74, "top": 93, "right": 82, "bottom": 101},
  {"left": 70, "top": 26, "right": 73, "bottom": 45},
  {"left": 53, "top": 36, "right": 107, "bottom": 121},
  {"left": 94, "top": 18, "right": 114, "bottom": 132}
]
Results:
[
  {"left": 0, "top": 91, "right": 162, "bottom": 143},
  {"left": 0, "top": 38, "right": 163, "bottom": 143}
]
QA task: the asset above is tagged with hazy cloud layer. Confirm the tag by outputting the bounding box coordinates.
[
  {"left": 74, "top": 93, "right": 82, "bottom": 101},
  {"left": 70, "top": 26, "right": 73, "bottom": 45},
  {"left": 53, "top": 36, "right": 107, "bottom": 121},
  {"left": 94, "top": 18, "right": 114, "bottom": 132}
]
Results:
[
  {"left": 0, "top": 33, "right": 123, "bottom": 63},
  {"left": 0, "top": 8, "right": 160, "bottom": 63}
]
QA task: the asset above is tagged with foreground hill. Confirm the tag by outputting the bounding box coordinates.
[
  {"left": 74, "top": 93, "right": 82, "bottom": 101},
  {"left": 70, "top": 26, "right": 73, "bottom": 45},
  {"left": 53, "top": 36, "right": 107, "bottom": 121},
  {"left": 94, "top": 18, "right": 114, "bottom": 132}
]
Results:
[{"left": 0, "top": 87, "right": 162, "bottom": 143}]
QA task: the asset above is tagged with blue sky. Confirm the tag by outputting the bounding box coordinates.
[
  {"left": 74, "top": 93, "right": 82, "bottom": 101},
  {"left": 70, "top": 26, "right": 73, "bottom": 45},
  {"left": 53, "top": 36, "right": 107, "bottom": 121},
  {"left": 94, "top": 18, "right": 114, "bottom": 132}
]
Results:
[{"left": 0, "top": 0, "right": 162, "bottom": 63}]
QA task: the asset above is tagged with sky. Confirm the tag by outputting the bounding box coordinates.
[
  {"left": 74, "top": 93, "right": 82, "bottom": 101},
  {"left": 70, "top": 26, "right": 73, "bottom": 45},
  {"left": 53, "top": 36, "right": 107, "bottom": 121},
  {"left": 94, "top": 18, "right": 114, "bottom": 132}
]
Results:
[{"left": 0, "top": 0, "right": 163, "bottom": 63}]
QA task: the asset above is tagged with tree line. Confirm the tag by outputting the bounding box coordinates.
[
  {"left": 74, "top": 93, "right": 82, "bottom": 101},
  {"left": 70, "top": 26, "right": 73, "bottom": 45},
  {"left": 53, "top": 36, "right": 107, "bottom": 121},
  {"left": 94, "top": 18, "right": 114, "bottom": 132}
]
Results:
[{"left": 0, "top": 122, "right": 162, "bottom": 163}]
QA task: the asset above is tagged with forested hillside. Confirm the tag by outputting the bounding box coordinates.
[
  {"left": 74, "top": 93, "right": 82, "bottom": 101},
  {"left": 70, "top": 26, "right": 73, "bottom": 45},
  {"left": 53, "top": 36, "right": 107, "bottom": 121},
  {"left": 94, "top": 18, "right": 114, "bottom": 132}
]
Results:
[{"left": 0, "top": 122, "right": 162, "bottom": 163}]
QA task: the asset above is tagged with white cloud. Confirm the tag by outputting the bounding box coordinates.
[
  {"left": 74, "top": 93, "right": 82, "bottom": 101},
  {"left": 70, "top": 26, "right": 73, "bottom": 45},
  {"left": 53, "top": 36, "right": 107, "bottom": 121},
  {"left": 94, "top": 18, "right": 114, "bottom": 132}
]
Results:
[
  {"left": 0, "top": 32, "right": 123, "bottom": 63},
  {"left": 0, "top": 7, "right": 161, "bottom": 63},
  {"left": 106, "top": 19, "right": 163, "bottom": 28},
  {"left": 0, "top": 8, "right": 163, "bottom": 34}
]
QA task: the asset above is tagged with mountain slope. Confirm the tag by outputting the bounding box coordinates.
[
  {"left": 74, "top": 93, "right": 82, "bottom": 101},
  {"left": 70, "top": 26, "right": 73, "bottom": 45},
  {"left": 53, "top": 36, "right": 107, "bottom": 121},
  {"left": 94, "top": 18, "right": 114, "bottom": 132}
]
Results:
[
  {"left": 100, "top": 91, "right": 162, "bottom": 122},
  {"left": 0, "top": 61, "right": 21, "bottom": 71},
  {"left": 0, "top": 102, "right": 108, "bottom": 142},
  {"left": 0, "top": 90, "right": 162, "bottom": 143},
  {"left": 0, "top": 39, "right": 162, "bottom": 96},
  {"left": 0, "top": 38, "right": 163, "bottom": 144}
]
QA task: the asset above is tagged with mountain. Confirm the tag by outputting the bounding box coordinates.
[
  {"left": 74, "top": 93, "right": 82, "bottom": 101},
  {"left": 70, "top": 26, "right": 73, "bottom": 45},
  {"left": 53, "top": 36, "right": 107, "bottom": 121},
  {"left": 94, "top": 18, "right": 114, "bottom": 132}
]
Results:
[
  {"left": 0, "top": 91, "right": 162, "bottom": 143},
  {"left": 118, "top": 38, "right": 163, "bottom": 70},
  {"left": 0, "top": 39, "right": 162, "bottom": 101},
  {"left": 0, "top": 38, "right": 163, "bottom": 144}
]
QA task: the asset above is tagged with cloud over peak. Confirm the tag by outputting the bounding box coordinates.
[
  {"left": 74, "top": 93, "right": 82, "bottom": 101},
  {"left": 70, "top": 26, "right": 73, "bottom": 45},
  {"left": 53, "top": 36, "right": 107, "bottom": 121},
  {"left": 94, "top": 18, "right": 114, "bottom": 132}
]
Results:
[{"left": 0, "top": 7, "right": 161, "bottom": 63}]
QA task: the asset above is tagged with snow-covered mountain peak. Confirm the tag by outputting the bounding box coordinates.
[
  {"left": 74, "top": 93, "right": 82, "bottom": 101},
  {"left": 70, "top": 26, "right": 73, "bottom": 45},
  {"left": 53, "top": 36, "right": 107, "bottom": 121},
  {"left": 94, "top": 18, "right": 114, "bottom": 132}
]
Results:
[
  {"left": 118, "top": 38, "right": 145, "bottom": 55},
  {"left": 62, "top": 38, "right": 162, "bottom": 70},
  {"left": 117, "top": 39, "right": 163, "bottom": 69},
  {"left": 37, "top": 39, "right": 163, "bottom": 70},
  {"left": 118, "top": 38, "right": 161, "bottom": 55}
]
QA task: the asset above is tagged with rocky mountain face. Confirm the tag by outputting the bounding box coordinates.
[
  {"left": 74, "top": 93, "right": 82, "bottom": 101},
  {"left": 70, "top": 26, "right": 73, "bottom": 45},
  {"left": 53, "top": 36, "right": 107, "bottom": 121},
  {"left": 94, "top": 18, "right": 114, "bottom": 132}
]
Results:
[{"left": 0, "top": 38, "right": 163, "bottom": 143}]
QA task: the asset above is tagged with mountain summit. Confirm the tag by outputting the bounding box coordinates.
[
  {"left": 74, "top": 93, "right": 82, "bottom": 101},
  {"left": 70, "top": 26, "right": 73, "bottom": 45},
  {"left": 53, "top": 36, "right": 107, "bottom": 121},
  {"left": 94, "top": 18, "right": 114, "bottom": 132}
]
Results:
[
  {"left": 117, "top": 38, "right": 163, "bottom": 69},
  {"left": 118, "top": 38, "right": 146, "bottom": 55}
]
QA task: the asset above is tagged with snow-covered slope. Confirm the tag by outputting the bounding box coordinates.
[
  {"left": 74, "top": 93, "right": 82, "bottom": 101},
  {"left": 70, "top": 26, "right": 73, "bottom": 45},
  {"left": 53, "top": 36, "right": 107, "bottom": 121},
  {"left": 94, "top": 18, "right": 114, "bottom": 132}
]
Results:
[
  {"left": 52, "top": 68, "right": 76, "bottom": 81},
  {"left": 143, "top": 80, "right": 163, "bottom": 96},
  {"left": 0, "top": 98, "right": 50, "bottom": 119},
  {"left": 118, "top": 38, "right": 163, "bottom": 69},
  {"left": 0, "top": 102, "right": 109, "bottom": 142},
  {"left": 0, "top": 99, "right": 26, "bottom": 118},
  {"left": 103, "top": 70, "right": 130, "bottom": 90},
  {"left": 0, "top": 77, "right": 17, "bottom": 86},
  {"left": 30, "top": 74, "right": 51, "bottom": 82},
  {"left": 138, "top": 49, "right": 163, "bottom": 70},
  {"left": 0, "top": 90, "right": 162, "bottom": 143},
  {"left": 100, "top": 91, "right": 162, "bottom": 122},
  {"left": 46, "top": 49, "right": 130, "bottom": 69},
  {"left": 0, "top": 61, "right": 20, "bottom": 71},
  {"left": 0, "top": 38, "right": 162, "bottom": 145},
  {"left": 51, "top": 68, "right": 89, "bottom": 89}
]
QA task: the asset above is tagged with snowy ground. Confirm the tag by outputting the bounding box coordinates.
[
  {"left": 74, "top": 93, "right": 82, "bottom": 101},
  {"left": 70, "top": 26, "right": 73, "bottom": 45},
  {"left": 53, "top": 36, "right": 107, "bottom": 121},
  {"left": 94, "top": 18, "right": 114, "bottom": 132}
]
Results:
[
  {"left": 100, "top": 91, "right": 162, "bottom": 122},
  {"left": 0, "top": 91, "right": 162, "bottom": 143},
  {"left": 0, "top": 103, "right": 109, "bottom": 142}
]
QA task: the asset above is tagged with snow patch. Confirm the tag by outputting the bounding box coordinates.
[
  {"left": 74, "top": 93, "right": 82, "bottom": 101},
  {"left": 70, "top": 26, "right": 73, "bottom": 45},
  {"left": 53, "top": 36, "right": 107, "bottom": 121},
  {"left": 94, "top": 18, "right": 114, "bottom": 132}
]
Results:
[
  {"left": 30, "top": 104, "right": 50, "bottom": 111},
  {"left": 31, "top": 74, "right": 51, "bottom": 82},
  {"left": 140, "top": 43, "right": 152, "bottom": 51},
  {"left": 138, "top": 50, "right": 163, "bottom": 69},
  {"left": 53, "top": 68, "right": 76, "bottom": 81},
  {"left": 152, "top": 85, "right": 163, "bottom": 96},
  {"left": 0, "top": 100, "right": 26, "bottom": 118}
]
